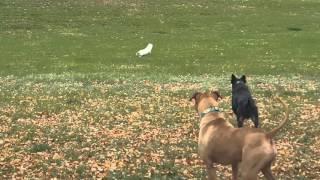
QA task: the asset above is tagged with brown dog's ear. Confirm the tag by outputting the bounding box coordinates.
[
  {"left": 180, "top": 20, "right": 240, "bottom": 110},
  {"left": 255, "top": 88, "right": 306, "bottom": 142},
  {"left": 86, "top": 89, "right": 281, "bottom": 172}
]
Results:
[
  {"left": 211, "top": 90, "right": 223, "bottom": 101},
  {"left": 190, "top": 92, "right": 201, "bottom": 104}
]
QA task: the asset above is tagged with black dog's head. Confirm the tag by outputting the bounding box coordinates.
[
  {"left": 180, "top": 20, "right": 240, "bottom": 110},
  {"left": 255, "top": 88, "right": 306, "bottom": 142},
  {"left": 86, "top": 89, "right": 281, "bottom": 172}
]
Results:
[{"left": 231, "top": 74, "right": 246, "bottom": 85}]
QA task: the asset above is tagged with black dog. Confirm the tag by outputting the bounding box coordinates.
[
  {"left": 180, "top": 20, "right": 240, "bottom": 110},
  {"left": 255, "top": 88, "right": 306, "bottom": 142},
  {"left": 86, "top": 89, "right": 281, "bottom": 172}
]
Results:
[{"left": 231, "top": 74, "right": 259, "bottom": 128}]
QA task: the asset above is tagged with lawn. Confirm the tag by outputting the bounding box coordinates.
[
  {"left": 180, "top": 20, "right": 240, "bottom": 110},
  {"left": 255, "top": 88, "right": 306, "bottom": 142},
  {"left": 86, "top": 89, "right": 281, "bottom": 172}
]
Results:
[{"left": 0, "top": 0, "right": 319, "bottom": 179}]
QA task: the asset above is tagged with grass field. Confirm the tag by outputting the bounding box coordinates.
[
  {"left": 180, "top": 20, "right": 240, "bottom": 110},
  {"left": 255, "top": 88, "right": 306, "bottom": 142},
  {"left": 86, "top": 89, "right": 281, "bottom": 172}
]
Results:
[{"left": 0, "top": 0, "right": 319, "bottom": 179}]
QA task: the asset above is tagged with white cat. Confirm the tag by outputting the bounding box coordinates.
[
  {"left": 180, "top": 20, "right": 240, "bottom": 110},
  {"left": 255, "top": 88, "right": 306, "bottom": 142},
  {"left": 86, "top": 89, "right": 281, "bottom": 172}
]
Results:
[{"left": 136, "top": 43, "right": 153, "bottom": 57}]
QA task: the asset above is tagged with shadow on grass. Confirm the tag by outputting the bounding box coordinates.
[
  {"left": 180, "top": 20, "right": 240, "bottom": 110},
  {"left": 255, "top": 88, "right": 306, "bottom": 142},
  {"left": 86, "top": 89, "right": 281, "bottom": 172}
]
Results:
[{"left": 287, "top": 27, "right": 302, "bottom": 31}]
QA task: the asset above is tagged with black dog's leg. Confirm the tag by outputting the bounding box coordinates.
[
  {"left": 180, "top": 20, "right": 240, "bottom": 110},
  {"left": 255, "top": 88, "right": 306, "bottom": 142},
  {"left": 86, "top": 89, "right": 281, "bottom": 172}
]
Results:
[
  {"left": 251, "top": 109, "right": 259, "bottom": 128},
  {"left": 252, "top": 116, "right": 259, "bottom": 128},
  {"left": 237, "top": 116, "right": 244, "bottom": 128}
]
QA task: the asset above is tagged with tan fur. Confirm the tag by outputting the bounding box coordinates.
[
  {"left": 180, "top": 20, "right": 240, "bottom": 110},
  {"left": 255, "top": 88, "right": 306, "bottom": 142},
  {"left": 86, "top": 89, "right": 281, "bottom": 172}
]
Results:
[{"left": 191, "top": 92, "right": 289, "bottom": 180}]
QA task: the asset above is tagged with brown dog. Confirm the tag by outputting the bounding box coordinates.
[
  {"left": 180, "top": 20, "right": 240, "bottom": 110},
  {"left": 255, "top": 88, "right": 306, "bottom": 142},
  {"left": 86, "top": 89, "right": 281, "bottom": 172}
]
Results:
[{"left": 190, "top": 91, "right": 289, "bottom": 180}]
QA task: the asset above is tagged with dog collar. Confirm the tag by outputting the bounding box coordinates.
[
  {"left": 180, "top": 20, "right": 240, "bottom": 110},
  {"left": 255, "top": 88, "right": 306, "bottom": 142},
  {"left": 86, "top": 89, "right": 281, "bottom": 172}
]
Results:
[{"left": 200, "top": 106, "right": 220, "bottom": 118}]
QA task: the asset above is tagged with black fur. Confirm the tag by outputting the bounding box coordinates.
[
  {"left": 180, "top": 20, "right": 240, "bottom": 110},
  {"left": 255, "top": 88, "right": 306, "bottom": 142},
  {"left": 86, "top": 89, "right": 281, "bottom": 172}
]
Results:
[{"left": 231, "top": 74, "right": 259, "bottom": 128}]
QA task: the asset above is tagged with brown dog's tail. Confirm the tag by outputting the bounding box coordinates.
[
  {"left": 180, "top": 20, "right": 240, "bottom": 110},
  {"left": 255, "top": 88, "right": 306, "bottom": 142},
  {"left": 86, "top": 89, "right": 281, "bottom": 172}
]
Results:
[{"left": 267, "top": 97, "right": 289, "bottom": 138}]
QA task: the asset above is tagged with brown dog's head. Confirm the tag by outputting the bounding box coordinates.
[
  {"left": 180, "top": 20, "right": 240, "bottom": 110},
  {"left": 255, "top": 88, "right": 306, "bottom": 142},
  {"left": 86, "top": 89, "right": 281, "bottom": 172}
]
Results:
[{"left": 190, "top": 91, "right": 222, "bottom": 112}]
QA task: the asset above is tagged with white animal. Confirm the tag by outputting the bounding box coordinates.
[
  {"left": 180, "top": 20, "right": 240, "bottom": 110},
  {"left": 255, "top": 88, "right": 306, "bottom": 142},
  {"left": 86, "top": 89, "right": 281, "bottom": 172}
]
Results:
[{"left": 136, "top": 43, "right": 153, "bottom": 57}]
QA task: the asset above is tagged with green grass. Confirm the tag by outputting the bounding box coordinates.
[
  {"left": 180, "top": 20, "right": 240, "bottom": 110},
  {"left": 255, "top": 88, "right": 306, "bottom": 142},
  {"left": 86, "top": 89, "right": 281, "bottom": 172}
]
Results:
[
  {"left": 0, "top": 0, "right": 319, "bottom": 77},
  {"left": 0, "top": 0, "right": 320, "bottom": 179},
  {"left": 30, "top": 143, "right": 51, "bottom": 153}
]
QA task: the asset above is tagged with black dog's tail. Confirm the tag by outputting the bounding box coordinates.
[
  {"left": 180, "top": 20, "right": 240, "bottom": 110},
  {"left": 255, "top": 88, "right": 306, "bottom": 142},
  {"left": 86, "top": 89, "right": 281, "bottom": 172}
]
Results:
[{"left": 267, "top": 97, "right": 289, "bottom": 138}]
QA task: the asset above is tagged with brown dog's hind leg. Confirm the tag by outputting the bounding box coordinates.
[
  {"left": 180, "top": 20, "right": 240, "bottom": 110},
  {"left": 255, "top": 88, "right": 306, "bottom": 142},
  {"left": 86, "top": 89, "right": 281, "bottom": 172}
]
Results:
[
  {"left": 232, "top": 163, "right": 239, "bottom": 180},
  {"left": 240, "top": 169, "right": 258, "bottom": 180},
  {"left": 241, "top": 151, "right": 275, "bottom": 180},
  {"left": 206, "top": 162, "right": 217, "bottom": 180},
  {"left": 240, "top": 148, "right": 267, "bottom": 180},
  {"left": 261, "top": 162, "right": 275, "bottom": 180}
]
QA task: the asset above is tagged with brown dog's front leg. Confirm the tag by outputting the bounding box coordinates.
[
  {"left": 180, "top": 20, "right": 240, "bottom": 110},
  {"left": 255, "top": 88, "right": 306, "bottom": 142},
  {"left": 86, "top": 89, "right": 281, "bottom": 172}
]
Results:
[
  {"left": 206, "top": 163, "right": 217, "bottom": 180},
  {"left": 232, "top": 163, "right": 239, "bottom": 180}
]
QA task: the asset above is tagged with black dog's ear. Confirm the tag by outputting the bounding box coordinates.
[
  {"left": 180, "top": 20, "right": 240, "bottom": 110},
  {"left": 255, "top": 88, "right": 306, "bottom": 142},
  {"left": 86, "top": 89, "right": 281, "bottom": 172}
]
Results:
[
  {"left": 240, "top": 75, "right": 247, "bottom": 83},
  {"left": 211, "top": 90, "right": 223, "bottom": 101},
  {"left": 190, "top": 92, "right": 201, "bottom": 103},
  {"left": 231, "top": 74, "right": 237, "bottom": 84}
]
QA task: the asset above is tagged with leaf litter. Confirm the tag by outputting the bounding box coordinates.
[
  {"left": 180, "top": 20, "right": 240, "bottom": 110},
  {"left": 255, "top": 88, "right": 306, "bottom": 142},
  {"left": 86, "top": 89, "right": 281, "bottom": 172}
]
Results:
[{"left": 0, "top": 74, "right": 319, "bottom": 179}]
